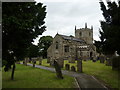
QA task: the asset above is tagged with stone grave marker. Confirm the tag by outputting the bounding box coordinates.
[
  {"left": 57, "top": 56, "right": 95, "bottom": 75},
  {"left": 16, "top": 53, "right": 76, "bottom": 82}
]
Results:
[
  {"left": 65, "top": 64, "right": 70, "bottom": 70},
  {"left": 54, "top": 60, "right": 63, "bottom": 79},
  {"left": 77, "top": 58, "right": 82, "bottom": 72},
  {"left": 71, "top": 66, "right": 76, "bottom": 72},
  {"left": 57, "top": 57, "right": 64, "bottom": 68},
  {"left": 38, "top": 57, "right": 42, "bottom": 65}
]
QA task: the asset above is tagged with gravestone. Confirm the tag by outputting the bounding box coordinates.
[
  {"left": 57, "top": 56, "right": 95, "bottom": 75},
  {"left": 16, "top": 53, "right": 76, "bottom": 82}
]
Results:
[
  {"left": 50, "top": 58, "right": 55, "bottom": 66},
  {"left": 47, "top": 57, "right": 50, "bottom": 63},
  {"left": 38, "top": 57, "right": 42, "bottom": 65},
  {"left": 33, "top": 60, "right": 36, "bottom": 67},
  {"left": 23, "top": 61, "right": 25, "bottom": 64},
  {"left": 65, "top": 64, "right": 70, "bottom": 70},
  {"left": 56, "top": 57, "right": 64, "bottom": 68},
  {"left": 106, "top": 58, "right": 112, "bottom": 66},
  {"left": 71, "top": 66, "right": 76, "bottom": 72},
  {"left": 99, "top": 54, "right": 105, "bottom": 63},
  {"left": 77, "top": 58, "right": 82, "bottom": 72},
  {"left": 92, "top": 59, "right": 96, "bottom": 62},
  {"left": 54, "top": 60, "right": 63, "bottom": 79}
]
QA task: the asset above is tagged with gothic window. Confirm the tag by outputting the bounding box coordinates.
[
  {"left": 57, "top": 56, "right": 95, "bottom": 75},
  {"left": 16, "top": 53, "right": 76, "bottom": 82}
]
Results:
[
  {"left": 56, "top": 42, "right": 58, "bottom": 49},
  {"left": 79, "top": 32, "right": 82, "bottom": 36},
  {"left": 64, "top": 45, "right": 69, "bottom": 52}
]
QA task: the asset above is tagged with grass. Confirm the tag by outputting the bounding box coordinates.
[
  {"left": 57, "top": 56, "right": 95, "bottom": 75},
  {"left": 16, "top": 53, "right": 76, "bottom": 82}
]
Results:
[
  {"left": 2, "top": 64, "right": 76, "bottom": 88},
  {"left": 37, "top": 59, "right": 119, "bottom": 89},
  {"left": 64, "top": 60, "right": 119, "bottom": 89},
  {"left": 82, "top": 60, "right": 119, "bottom": 89},
  {"left": 0, "top": 69, "right": 2, "bottom": 89}
]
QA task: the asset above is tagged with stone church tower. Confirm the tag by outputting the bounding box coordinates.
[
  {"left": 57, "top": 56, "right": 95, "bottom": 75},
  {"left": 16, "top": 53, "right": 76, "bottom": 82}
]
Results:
[{"left": 75, "top": 23, "right": 93, "bottom": 44}]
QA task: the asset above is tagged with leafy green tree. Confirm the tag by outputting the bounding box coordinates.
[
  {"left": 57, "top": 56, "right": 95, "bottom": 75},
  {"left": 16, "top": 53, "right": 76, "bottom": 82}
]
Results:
[
  {"left": 38, "top": 36, "right": 53, "bottom": 58},
  {"left": 27, "top": 44, "right": 39, "bottom": 60},
  {"left": 2, "top": 2, "right": 46, "bottom": 80},
  {"left": 98, "top": 1, "right": 120, "bottom": 55}
]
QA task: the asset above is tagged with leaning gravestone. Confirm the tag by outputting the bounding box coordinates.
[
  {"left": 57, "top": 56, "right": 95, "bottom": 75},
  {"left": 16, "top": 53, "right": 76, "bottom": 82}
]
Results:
[
  {"left": 57, "top": 57, "right": 64, "bottom": 68},
  {"left": 54, "top": 60, "right": 63, "bottom": 79},
  {"left": 77, "top": 58, "right": 82, "bottom": 72},
  {"left": 33, "top": 61, "right": 36, "bottom": 67},
  {"left": 71, "top": 66, "right": 76, "bottom": 72},
  {"left": 65, "top": 64, "right": 70, "bottom": 70}
]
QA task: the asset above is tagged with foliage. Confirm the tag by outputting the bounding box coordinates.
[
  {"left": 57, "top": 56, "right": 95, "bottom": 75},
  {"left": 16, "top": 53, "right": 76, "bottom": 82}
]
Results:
[
  {"left": 38, "top": 36, "right": 53, "bottom": 58},
  {"left": 2, "top": 2, "right": 46, "bottom": 71},
  {"left": 2, "top": 64, "right": 75, "bottom": 88},
  {"left": 98, "top": 1, "right": 120, "bottom": 55},
  {"left": 2, "top": 2, "right": 46, "bottom": 80},
  {"left": 27, "top": 44, "right": 39, "bottom": 59}
]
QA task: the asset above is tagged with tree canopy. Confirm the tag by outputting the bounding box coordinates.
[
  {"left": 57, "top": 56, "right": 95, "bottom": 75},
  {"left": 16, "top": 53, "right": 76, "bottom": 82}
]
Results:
[
  {"left": 97, "top": 1, "right": 120, "bottom": 55},
  {"left": 38, "top": 36, "right": 53, "bottom": 58},
  {"left": 27, "top": 44, "right": 39, "bottom": 59},
  {"left": 2, "top": 2, "right": 46, "bottom": 72}
]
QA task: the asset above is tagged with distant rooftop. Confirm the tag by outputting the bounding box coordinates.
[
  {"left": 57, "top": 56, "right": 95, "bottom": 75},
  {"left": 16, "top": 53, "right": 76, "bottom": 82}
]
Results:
[{"left": 58, "top": 34, "right": 85, "bottom": 43}]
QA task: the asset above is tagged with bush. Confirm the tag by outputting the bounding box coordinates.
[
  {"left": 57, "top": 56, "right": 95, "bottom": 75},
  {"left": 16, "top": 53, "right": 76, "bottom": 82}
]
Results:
[{"left": 112, "top": 56, "right": 120, "bottom": 70}]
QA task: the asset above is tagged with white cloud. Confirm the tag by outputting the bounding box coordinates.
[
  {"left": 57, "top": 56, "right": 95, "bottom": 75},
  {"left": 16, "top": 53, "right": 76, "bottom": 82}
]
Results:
[{"left": 33, "top": 0, "right": 107, "bottom": 45}]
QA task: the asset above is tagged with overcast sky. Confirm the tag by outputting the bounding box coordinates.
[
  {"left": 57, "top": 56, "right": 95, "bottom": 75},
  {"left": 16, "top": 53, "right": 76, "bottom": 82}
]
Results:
[{"left": 33, "top": 0, "right": 116, "bottom": 45}]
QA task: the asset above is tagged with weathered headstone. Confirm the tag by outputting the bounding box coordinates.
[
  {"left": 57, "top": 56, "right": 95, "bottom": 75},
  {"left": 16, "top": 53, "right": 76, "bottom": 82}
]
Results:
[
  {"left": 106, "top": 58, "right": 112, "bottom": 66},
  {"left": 92, "top": 59, "right": 96, "bottom": 62},
  {"left": 54, "top": 60, "right": 63, "bottom": 79},
  {"left": 77, "top": 58, "right": 82, "bottom": 72},
  {"left": 23, "top": 61, "right": 25, "bottom": 64},
  {"left": 99, "top": 54, "right": 105, "bottom": 63},
  {"left": 71, "top": 66, "right": 76, "bottom": 72},
  {"left": 57, "top": 57, "right": 64, "bottom": 68},
  {"left": 33, "top": 60, "right": 36, "bottom": 67},
  {"left": 65, "top": 64, "right": 70, "bottom": 70},
  {"left": 38, "top": 57, "right": 42, "bottom": 65},
  {"left": 47, "top": 57, "right": 50, "bottom": 63}
]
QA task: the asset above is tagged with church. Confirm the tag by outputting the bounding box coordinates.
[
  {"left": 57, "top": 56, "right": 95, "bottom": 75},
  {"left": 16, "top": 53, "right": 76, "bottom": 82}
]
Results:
[{"left": 47, "top": 23, "right": 96, "bottom": 65}]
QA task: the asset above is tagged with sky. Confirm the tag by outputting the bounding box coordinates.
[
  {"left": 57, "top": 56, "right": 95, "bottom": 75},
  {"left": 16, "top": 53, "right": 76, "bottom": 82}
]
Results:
[{"left": 33, "top": 0, "right": 117, "bottom": 45}]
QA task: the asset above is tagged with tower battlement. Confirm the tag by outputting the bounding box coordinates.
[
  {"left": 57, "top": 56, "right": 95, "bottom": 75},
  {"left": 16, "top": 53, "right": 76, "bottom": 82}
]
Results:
[{"left": 75, "top": 23, "right": 93, "bottom": 44}]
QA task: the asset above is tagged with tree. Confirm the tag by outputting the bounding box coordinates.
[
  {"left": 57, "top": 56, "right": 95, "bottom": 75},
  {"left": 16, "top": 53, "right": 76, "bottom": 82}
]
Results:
[
  {"left": 27, "top": 44, "right": 39, "bottom": 60},
  {"left": 38, "top": 36, "right": 53, "bottom": 58},
  {"left": 98, "top": 1, "right": 120, "bottom": 55},
  {"left": 2, "top": 2, "right": 46, "bottom": 80}
]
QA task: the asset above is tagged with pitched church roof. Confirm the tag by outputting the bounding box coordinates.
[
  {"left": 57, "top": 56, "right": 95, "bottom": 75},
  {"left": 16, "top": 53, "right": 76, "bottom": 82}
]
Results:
[{"left": 58, "top": 34, "right": 85, "bottom": 43}]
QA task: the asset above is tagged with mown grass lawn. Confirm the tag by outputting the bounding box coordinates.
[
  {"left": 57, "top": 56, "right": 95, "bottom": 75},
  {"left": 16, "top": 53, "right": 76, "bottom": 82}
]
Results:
[
  {"left": 36, "top": 59, "right": 118, "bottom": 89},
  {"left": 2, "top": 64, "right": 76, "bottom": 88},
  {"left": 64, "top": 60, "right": 119, "bottom": 89}
]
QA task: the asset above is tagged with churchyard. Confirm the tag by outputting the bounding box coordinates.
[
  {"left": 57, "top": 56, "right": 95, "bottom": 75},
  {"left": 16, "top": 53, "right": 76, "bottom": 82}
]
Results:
[
  {"left": 24, "top": 58, "right": 118, "bottom": 88},
  {"left": 2, "top": 64, "right": 76, "bottom": 88}
]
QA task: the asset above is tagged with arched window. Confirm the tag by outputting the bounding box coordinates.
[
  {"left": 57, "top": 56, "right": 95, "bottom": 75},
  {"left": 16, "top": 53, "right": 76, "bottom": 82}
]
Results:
[
  {"left": 64, "top": 45, "right": 69, "bottom": 52},
  {"left": 56, "top": 42, "right": 58, "bottom": 49}
]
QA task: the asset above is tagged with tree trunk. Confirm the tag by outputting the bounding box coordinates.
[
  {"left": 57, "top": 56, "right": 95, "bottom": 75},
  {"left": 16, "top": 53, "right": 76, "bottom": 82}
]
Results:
[{"left": 11, "top": 63, "right": 15, "bottom": 80}]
